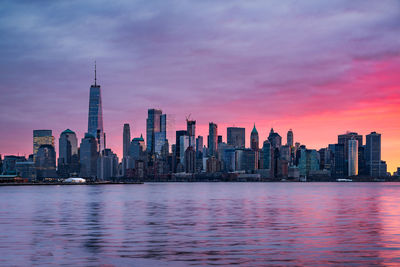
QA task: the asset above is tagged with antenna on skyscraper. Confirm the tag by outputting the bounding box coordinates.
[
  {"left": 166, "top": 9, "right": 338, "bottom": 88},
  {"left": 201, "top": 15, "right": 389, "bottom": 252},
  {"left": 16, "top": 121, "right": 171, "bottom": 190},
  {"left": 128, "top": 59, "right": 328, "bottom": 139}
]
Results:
[{"left": 94, "top": 60, "right": 97, "bottom": 86}]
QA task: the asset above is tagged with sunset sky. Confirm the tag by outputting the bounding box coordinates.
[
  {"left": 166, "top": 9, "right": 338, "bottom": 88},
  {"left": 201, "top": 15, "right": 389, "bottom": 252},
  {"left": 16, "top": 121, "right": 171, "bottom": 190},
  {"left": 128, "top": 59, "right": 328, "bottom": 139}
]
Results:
[{"left": 0, "top": 0, "right": 399, "bottom": 172}]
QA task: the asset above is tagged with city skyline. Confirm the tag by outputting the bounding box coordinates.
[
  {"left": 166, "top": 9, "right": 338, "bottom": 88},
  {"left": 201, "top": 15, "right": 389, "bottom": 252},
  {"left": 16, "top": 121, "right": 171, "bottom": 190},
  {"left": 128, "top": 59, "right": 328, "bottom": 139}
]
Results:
[{"left": 0, "top": 1, "right": 399, "bottom": 172}]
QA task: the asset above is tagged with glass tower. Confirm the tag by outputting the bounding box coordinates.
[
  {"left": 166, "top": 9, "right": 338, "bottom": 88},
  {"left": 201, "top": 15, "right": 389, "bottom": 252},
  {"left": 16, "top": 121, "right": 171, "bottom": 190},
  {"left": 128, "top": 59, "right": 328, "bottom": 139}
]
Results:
[{"left": 88, "top": 63, "right": 105, "bottom": 153}]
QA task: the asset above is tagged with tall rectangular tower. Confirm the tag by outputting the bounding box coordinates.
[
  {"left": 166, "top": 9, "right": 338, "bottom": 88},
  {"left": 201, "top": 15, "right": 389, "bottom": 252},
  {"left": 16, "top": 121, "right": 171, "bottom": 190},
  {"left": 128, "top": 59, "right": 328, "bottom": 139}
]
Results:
[{"left": 88, "top": 63, "right": 105, "bottom": 153}]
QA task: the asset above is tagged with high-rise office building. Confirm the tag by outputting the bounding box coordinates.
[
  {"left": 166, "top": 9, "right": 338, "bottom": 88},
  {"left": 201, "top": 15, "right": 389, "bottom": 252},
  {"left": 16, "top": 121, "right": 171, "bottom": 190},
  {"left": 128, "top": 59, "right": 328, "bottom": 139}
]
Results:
[
  {"left": 330, "top": 143, "right": 345, "bottom": 178},
  {"left": 348, "top": 139, "right": 358, "bottom": 176},
  {"left": 97, "top": 148, "right": 119, "bottom": 180},
  {"left": 123, "top": 123, "right": 131, "bottom": 158},
  {"left": 196, "top": 136, "right": 203, "bottom": 153},
  {"left": 184, "top": 146, "right": 196, "bottom": 173},
  {"left": 287, "top": 129, "right": 294, "bottom": 147},
  {"left": 35, "top": 145, "right": 57, "bottom": 179},
  {"left": 121, "top": 123, "right": 131, "bottom": 176},
  {"left": 227, "top": 127, "right": 245, "bottom": 148},
  {"left": 366, "top": 132, "right": 381, "bottom": 177},
  {"left": 33, "top": 130, "right": 54, "bottom": 159},
  {"left": 146, "top": 109, "right": 166, "bottom": 155},
  {"left": 186, "top": 119, "right": 196, "bottom": 149},
  {"left": 261, "top": 140, "right": 272, "bottom": 170},
  {"left": 80, "top": 133, "right": 98, "bottom": 179},
  {"left": 175, "top": 130, "right": 187, "bottom": 170},
  {"left": 338, "top": 132, "right": 362, "bottom": 176},
  {"left": 2, "top": 155, "right": 26, "bottom": 175},
  {"left": 88, "top": 63, "right": 105, "bottom": 153},
  {"left": 208, "top": 122, "right": 218, "bottom": 156},
  {"left": 268, "top": 128, "right": 282, "bottom": 149},
  {"left": 180, "top": 135, "right": 190, "bottom": 165},
  {"left": 250, "top": 124, "right": 259, "bottom": 151},
  {"left": 58, "top": 129, "right": 79, "bottom": 177}
]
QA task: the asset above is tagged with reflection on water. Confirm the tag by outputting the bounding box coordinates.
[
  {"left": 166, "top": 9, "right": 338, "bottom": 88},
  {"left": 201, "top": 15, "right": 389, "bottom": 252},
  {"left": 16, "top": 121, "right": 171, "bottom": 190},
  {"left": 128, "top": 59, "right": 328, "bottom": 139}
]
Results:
[{"left": 1, "top": 183, "right": 400, "bottom": 266}]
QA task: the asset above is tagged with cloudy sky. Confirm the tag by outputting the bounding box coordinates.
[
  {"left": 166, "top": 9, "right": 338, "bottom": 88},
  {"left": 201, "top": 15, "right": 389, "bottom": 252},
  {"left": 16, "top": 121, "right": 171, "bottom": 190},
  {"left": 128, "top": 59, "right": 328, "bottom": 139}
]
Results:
[{"left": 0, "top": 0, "right": 399, "bottom": 172}]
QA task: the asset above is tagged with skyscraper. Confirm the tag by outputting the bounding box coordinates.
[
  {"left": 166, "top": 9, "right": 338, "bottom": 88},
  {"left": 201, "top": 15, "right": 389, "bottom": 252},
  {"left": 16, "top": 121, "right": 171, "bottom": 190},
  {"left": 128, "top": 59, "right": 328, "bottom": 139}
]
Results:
[
  {"left": 80, "top": 133, "right": 98, "bottom": 179},
  {"left": 348, "top": 139, "right": 358, "bottom": 176},
  {"left": 208, "top": 122, "right": 218, "bottom": 156},
  {"left": 287, "top": 129, "right": 294, "bottom": 147},
  {"left": 88, "top": 63, "right": 105, "bottom": 153},
  {"left": 268, "top": 128, "right": 282, "bottom": 149},
  {"left": 123, "top": 123, "right": 131, "bottom": 158},
  {"left": 338, "top": 132, "right": 363, "bottom": 176},
  {"left": 366, "top": 132, "right": 381, "bottom": 177},
  {"left": 33, "top": 130, "right": 54, "bottom": 159},
  {"left": 35, "top": 145, "right": 57, "bottom": 179},
  {"left": 146, "top": 109, "right": 166, "bottom": 155},
  {"left": 250, "top": 124, "right": 259, "bottom": 151},
  {"left": 175, "top": 130, "right": 187, "bottom": 170},
  {"left": 187, "top": 119, "right": 196, "bottom": 149},
  {"left": 227, "top": 127, "right": 245, "bottom": 148},
  {"left": 58, "top": 129, "right": 79, "bottom": 177}
]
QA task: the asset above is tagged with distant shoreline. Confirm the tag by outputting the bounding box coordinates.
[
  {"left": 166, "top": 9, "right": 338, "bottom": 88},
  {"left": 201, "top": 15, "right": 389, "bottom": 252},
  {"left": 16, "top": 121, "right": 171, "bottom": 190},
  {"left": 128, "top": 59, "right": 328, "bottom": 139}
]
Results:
[
  {"left": 0, "top": 180, "right": 398, "bottom": 186},
  {"left": 0, "top": 182, "right": 144, "bottom": 186}
]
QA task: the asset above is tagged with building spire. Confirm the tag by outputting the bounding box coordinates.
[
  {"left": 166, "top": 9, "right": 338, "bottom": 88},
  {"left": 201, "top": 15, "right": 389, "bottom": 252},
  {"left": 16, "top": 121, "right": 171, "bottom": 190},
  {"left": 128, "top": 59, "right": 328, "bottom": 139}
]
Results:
[{"left": 94, "top": 60, "right": 97, "bottom": 86}]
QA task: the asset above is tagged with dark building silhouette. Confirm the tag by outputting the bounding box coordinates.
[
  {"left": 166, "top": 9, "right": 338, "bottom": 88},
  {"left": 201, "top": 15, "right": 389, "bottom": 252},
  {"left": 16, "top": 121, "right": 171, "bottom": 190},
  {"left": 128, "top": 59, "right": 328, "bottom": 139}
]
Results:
[
  {"left": 227, "top": 127, "right": 245, "bottom": 148},
  {"left": 208, "top": 122, "right": 218, "bottom": 157},
  {"left": 250, "top": 124, "right": 259, "bottom": 151},
  {"left": 366, "top": 132, "right": 381, "bottom": 177},
  {"left": 80, "top": 133, "right": 98, "bottom": 179},
  {"left": 35, "top": 145, "right": 57, "bottom": 179}
]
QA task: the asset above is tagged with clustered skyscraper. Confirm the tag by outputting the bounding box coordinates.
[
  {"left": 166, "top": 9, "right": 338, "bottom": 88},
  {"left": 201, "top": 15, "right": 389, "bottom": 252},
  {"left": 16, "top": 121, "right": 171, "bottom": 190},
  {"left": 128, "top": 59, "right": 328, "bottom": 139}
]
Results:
[{"left": 0, "top": 66, "right": 395, "bottom": 182}]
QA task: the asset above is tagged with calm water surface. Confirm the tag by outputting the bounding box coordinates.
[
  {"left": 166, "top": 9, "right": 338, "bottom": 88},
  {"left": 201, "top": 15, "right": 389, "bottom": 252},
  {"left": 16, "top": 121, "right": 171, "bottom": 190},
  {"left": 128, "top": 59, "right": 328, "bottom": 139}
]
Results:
[{"left": 1, "top": 183, "right": 400, "bottom": 266}]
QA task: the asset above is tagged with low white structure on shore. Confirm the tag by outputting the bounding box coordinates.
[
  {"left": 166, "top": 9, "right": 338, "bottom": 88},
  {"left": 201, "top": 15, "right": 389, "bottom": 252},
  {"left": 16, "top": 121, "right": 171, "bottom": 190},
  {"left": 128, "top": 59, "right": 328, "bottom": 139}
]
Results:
[{"left": 64, "top": 178, "right": 86, "bottom": 183}]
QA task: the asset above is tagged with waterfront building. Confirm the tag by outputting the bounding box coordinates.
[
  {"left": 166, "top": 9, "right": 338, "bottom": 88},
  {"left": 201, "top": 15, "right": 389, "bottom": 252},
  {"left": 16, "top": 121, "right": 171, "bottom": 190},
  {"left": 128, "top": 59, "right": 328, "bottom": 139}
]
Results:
[
  {"left": 338, "top": 132, "right": 363, "bottom": 176},
  {"left": 250, "top": 124, "right": 259, "bottom": 151},
  {"left": 58, "top": 129, "right": 79, "bottom": 178},
  {"left": 97, "top": 148, "right": 119, "bottom": 180},
  {"left": 208, "top": 122, "right": 218, "bottom": 157},
  {"left": 297, "top": 147, "right": 319, "bottom": 177},
  {"left": 235, "top": 149, "right": 258, "bottom": 171},
  {"left": 87, "top": 63, "right": 105, "bottom": 153},
  {"left": 366, "top": 132, "right": 381, "bottom": 177},
  {"left": 15, "top": 161, "right": 36, "bottom": 180},
  {"left": 79, "top": 133, "right": 98, "bottom": 179},
  {"left": 287, "top": 129, "right": 294, "bottom": 147},
  {"left": 227, "top": 127, "right": 245, "bottom": 148},
  {"left": 35, "top": 145, "right": 57, "bottom": 179},
  {"left": 2, "top": 155, "right": 26, "bottom": 175},
  {"left": 206, "top": 156, "right": 221, "bottom": 173},
  {"left": 330, "top": 143, "right": 345, "bottom": 178},
  {"left": 222, "top": 148, "right": 236, "bottom": 172},
  {"left": 33, "top": 130, "right": 54, "bottom": 160},
  {"left": 379, "top": 161, "right": 387, "bottom": 177},
  {"left": 348, "top": 139, "right": 358, "bottom": 176}
]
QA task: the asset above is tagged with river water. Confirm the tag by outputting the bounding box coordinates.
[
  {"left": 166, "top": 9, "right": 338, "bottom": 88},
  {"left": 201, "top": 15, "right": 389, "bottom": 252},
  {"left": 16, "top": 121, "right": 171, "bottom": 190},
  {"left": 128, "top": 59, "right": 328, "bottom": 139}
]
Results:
[{"left": 1, "top": 182, "right": 400, "bottom": 266}]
